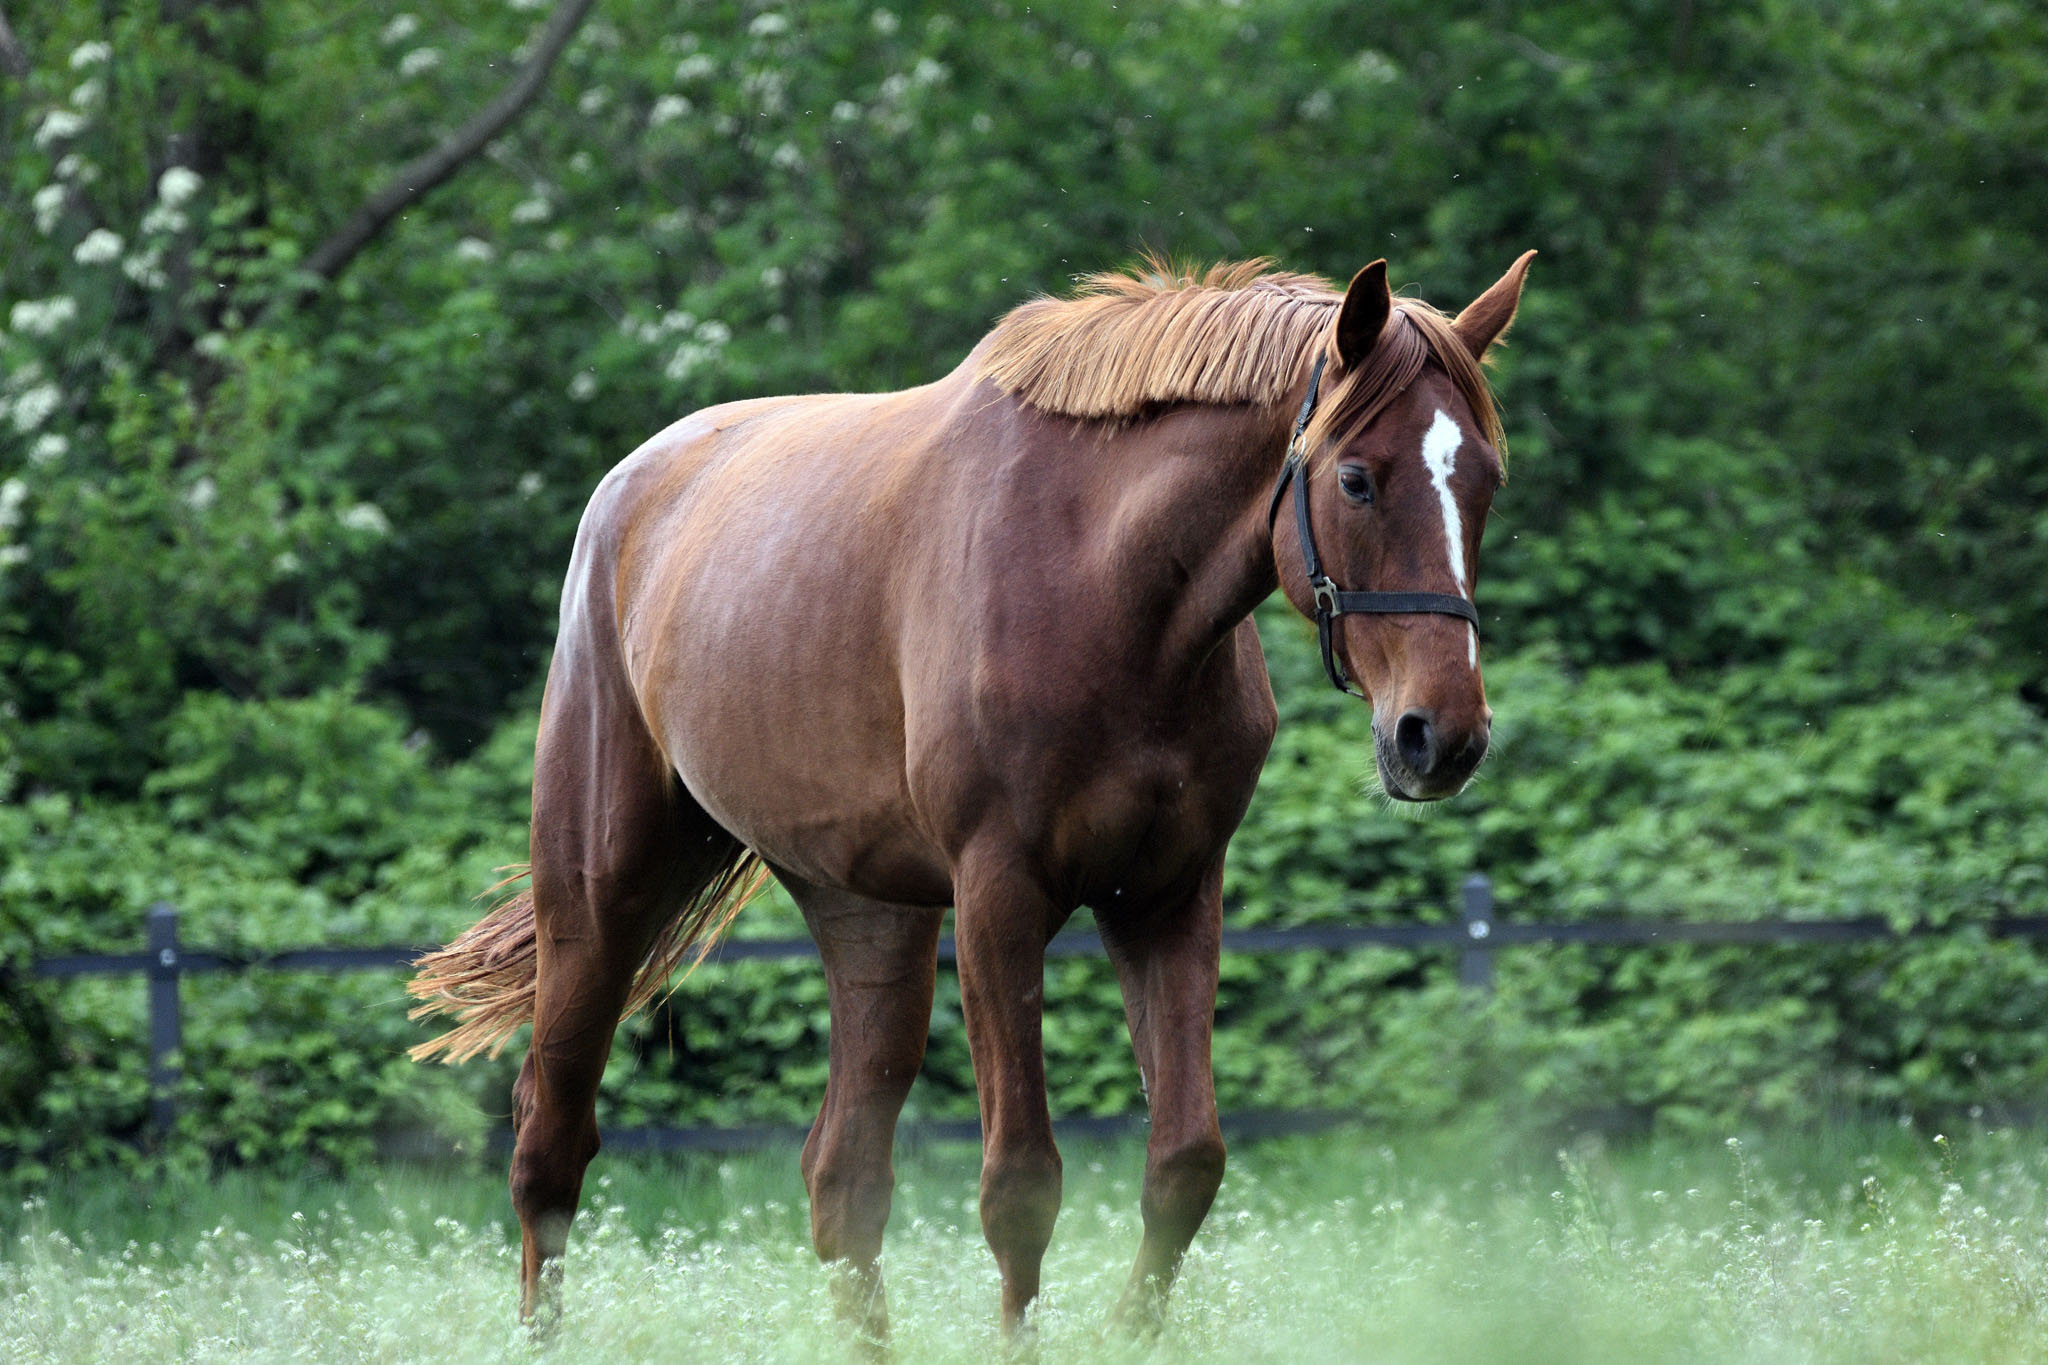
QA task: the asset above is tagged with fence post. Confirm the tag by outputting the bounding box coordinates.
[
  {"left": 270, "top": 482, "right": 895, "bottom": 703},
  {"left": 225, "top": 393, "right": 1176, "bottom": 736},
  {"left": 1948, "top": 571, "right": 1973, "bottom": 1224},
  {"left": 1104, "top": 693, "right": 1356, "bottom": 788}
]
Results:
[
  {"left": 1459, "top": 873, "right": 1496, "bottom": 994},
  {"left": 145, "top": 902, "right": 184, "bottom": 1140}
]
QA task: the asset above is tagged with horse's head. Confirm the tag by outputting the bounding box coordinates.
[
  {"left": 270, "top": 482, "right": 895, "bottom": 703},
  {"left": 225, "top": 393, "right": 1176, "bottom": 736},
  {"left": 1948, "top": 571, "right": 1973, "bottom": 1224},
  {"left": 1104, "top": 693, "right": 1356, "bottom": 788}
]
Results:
[{"left": 1273, "top": 253, "right": 1532, "bottom": 801}]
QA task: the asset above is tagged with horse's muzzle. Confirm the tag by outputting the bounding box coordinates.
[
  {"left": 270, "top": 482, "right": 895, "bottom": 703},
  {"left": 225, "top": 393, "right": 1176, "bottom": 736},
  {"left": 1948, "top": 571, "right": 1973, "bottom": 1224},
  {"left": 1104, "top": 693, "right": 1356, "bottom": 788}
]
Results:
[{"left": 1375, "top": 707, "right": 1489, "bottom": 801}]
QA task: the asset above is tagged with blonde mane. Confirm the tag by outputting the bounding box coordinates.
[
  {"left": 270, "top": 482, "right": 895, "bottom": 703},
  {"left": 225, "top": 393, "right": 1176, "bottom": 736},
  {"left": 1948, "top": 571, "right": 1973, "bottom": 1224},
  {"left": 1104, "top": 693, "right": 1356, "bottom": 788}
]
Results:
[{"left": 977, "top": 256, "right": 1505, "bottom": 466}]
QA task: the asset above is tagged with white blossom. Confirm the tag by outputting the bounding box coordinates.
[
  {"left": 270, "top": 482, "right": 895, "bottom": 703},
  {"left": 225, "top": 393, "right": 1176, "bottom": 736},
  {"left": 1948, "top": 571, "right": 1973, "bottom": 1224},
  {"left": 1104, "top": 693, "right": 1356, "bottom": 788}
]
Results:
[
  {"left": 398, "top": 47, "right": 441, "bottom": 78},
  {"left": 577, "top": 88, "right": 609, "bottom": 116},
  {"left": 33, "top": 110, "right": 88, "bottom": 149},
  {"left": 832, "top": 100, "right": 861, "bottom": 123},
  {"left": 72, "top": 228, "right": 124, "bottom": 265},
  {"left": 516, "top": 472, "right": 545, "bottom": 497},
  {"left": 8, "top": 298, "right": 77, "bottom": 338},
  {"left": 675, "top": 53, "right": 717, "bottom": 81},
  {"left": 506, "top": 0, "right": 548, "bottom": 11},
  {"left": 122, "top": 251, "right": 169, "bottom": 290},
  {"left": 770, "top": 142, "right": 803, "bottom": 170},
  {"left": 912, "top": 57, "right": 946, "bottom": 86},
  {"left": 696, "top": 320, "right": 733, "bottom": 346},
  {"left": 30, "top": 434, "right": 69, "bottom": 465},
  {"left": 510, "top": 195, "right": 552, "bottom": 224},
  {"left": 453, "top": 237, "right": 496, "bottom": 262},
  {"left": 68, "top": 41, "right": 110, "bottom": 69},
  {"left": 760, "top": 266, "right": 785, "bottom": 289},
  {"left": 748, "top": 12, "right": 789, "bottom": 37},
  {"left": 273, "top": 550, "right": 301, "bottom": 574},
  {"left": 55, "top": 153, "right": 98, "bottom": 184},
  {"left": 871, "top": 10, "right": 899, "bottom": 35},
  {"left": 9, "top": 384, "right": 60, "bottom": 433},
  {"left": 33, "top": 185, "right": 67, "bottom": 235},
  {"left": 0, "top": 479, "right": 27, "bottom": 531},
  {"left": 380, "top": 14, "right": 420, "bottom": 44},
  {"left": 71, "top": 78, "right": 105, "bottom": 109},
  {"left": 664, "top": 342, "right": 712, "bottom": 382},
  {"left": 142, "top": 204, "right": 187, "bottom": 236},
  {"left": 0, "top": 546, "right": 26, "bottom": 569},
  {"left": 568, "top": 372, "right": 597, "bottom": 401},
  {"left": 649, "top": 94, "right": 693, "bottom": 126},
  {"left": 185, "top": 477, "right": 217, "bottom": 511},
  {"left": 339, "top": 503, "right": 391, "bottom": 536},
  {"left": 157, "top": 166, "right": 204, "bottom": 208}
]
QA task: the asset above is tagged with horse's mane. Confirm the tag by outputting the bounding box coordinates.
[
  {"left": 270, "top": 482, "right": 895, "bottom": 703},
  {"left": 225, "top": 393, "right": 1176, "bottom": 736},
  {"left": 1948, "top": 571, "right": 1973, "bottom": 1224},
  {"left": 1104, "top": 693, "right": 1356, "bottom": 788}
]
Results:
[{"left": 977, "top": 255, "right": 1505, "bottom": 465}]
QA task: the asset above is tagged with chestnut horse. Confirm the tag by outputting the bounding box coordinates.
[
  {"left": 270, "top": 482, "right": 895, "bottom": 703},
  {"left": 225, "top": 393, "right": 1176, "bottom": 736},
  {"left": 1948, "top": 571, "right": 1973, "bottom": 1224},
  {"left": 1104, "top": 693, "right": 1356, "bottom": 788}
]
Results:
[{"left": 410, "top": 251, "right": 1532, "bottom": 1343}]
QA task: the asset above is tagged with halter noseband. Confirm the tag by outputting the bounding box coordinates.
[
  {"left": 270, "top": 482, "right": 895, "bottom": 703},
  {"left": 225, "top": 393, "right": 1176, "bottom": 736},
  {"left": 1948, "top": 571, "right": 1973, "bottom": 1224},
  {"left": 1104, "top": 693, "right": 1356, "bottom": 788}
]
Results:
[{"left": 1266, "top": 354, "right": 1481, "bottom": 697}]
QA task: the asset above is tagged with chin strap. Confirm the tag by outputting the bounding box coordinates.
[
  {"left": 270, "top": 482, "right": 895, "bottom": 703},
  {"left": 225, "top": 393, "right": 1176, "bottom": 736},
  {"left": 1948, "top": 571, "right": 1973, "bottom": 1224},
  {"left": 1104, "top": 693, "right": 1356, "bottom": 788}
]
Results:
[{"left": 1266, "top": 355, "right": 1480, "bottom": 697}]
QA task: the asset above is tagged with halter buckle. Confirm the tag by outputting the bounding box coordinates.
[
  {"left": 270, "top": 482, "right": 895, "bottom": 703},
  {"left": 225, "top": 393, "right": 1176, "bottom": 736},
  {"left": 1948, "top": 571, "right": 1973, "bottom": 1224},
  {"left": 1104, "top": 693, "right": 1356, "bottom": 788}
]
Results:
[{"left": 1312, "top": 579, "right": 1341, "bottom": 617}]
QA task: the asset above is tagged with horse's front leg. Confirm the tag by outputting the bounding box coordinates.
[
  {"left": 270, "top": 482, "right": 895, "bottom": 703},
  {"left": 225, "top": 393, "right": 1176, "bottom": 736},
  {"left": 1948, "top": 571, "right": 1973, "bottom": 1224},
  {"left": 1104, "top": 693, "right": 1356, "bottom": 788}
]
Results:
[
  {"left": 953, "top": 855, "right": 1070, "bottom": 1340},
  {"left": 1097, "top": 859, "right": 1227, "bottom": 1332}
]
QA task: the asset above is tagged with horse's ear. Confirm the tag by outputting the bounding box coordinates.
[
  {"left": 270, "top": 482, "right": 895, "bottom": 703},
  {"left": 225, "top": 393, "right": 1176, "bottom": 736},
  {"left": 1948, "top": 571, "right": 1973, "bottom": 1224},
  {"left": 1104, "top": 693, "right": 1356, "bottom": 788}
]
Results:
[
  {"left": 1452, "top": 250, "right": 1537, "bottom": 361},
  {"left": 1335, "top": 260, "right": 1391, "bottom": 367}
]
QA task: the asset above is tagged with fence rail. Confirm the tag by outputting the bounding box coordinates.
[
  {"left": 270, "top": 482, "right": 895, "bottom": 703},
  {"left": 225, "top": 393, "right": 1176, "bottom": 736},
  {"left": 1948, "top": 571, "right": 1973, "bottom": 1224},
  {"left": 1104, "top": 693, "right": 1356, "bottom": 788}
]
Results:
[{"left": 31, "top": 875, "right": 2048, "bottom": 1146}]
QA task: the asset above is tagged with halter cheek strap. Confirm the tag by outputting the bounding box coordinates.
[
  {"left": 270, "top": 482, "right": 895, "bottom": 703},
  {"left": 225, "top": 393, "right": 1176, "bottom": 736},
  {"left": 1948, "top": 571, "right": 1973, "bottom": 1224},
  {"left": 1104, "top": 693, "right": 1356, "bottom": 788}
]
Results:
[{"left": 1266, "top": 355, "right": 1481, "bottom": 697}]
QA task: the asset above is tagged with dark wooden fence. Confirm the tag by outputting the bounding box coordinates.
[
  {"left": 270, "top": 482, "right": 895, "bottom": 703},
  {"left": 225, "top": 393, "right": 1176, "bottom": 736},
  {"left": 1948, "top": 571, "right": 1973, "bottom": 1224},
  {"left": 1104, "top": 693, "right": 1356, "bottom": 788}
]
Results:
[{"left": 29, "top": 875, "right": 2048, "bottom": 1149}]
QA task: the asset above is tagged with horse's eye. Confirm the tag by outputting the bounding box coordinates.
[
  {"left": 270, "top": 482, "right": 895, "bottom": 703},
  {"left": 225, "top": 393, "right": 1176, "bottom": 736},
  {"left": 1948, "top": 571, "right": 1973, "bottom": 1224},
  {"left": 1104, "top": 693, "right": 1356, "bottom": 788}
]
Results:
[{"left": 1337, "top": 465, "right": 1373, "bottom": 505}]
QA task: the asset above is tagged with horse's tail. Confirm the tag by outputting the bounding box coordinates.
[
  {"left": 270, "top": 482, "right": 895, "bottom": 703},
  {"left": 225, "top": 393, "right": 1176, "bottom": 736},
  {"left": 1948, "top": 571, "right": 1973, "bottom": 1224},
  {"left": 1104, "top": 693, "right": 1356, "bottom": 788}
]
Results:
[{"left": 406, "top": 849, "right": 769, "bottom": 1065}]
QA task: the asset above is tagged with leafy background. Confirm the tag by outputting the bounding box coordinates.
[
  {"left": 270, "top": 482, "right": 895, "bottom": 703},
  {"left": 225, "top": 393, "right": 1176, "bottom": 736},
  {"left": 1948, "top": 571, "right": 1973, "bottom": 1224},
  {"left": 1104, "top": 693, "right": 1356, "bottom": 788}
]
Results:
[{"left": 2, "top": 0, "right": 2045, "bottom": 1179}]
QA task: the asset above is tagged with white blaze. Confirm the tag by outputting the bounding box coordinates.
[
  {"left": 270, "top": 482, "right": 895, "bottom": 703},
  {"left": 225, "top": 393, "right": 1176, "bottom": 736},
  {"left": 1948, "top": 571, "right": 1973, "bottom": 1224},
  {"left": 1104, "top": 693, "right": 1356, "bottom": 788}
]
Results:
[{"left": 1419, "top": 408, "right": 1477, "bottom": 667}]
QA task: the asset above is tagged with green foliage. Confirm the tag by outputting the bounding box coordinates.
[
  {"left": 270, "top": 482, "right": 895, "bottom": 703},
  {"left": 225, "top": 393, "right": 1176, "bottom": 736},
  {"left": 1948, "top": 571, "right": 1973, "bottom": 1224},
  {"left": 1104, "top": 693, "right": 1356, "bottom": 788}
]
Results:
[{"left": 2, "top": 0, "right": 2047, "bottom": 1179}]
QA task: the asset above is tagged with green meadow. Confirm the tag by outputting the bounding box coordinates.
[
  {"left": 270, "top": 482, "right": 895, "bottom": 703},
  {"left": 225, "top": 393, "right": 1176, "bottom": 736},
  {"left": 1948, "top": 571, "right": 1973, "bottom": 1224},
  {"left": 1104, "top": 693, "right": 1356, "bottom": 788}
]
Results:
[{"left": 9, "top": 1123, "right": 2048, "bottom": 1364}]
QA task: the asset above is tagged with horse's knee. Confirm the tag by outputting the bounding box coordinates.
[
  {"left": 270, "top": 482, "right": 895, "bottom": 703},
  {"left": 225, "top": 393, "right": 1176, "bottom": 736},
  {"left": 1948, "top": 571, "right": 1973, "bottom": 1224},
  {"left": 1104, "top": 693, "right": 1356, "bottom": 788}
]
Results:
[
  {"left": 1142, "top": 1133, "right": 1225, "bottom": 1235},
  {"left": 980, "top": 1145, "right": 1064, "bottom": 1255}
]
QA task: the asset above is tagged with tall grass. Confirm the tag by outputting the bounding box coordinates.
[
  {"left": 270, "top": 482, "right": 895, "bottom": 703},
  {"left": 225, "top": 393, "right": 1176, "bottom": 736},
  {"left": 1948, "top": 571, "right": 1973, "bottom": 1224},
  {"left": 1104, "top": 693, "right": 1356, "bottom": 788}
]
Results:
[{"left": 7, "top": 1124, "right": 2048, "bottom": 1363}]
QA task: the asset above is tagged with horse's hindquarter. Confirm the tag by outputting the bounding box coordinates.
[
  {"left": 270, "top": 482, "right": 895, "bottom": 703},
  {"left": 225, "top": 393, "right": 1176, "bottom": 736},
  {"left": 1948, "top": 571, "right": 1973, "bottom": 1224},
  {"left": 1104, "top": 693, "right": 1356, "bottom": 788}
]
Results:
[{"left": 607, "top": 388, "right": 954, "bottom": 902}]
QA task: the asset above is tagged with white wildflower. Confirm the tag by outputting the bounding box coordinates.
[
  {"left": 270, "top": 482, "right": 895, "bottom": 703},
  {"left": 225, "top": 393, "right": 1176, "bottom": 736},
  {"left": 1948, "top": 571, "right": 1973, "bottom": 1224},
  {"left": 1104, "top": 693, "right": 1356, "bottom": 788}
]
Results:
[
  {"left": 568, "top": 150, "right": 593, "bottom": 174},
  {"left": 185, "top": 477, "right": 217, "bottom": 511},
  {"left": 760, "top": 266, "right": 785, "bottom": 289},
  {"left": 1354, "top": 50, "right": 1399, "bottom": 84},
  {"left": 697, "top": 320, "right": 732, "bottom": 346},
  {"left": 912, "top": 57, "right": 946, "bottom": 85},
  {"left": 398, "top": 47, "right": 440, "bottom": 78},
  {"left": 578, "top": 88, "right": 608, "bottom": 116},
  {"left": 8, "top": 298, "right": 77, "bottom": 338},
  {"left": 832, "top": 100, "right": 861, "bottom": 122},
  {"left": 770, "top": 142, "right": 803, "bottom": 170},
  {"left": 0, "top": 546, "right": 27, "bottom": 569},
  {"left": 568, "top": 372, "right": 597, "bottom": 401},
  {"left": 33, "top": 185, "right": 66, "bottom": 235},
  {"left": 748, "top": 12, "right": 789, "bottom": 37},
  {"left": 71, "top": 78, "right": 105, "bottom": 109},
  {"left": 69, "top": 41, "right": 110, "bottom": 69},
  {"left": 30, "top": 434, "right": 69, "bottom": 465},
  {"left": 34, "top": 110, "right": 88, "bottom": 149},
  {"left": 650, "top": 94, "right": 692, "bottom": 126},
  {"left": 516, "top": 472, "right": 544, "bottom": 497},
  {"left": 871, "top": 10, "right": 899, "bottom": 35},
  {"left": 339, "top": 503, "right": 392, "bottom": 536},
  {"left": 380, "top": 14, "right": 420, "bottom": 45},
  {"left": 1298, "top": 89, "right": 1334, "bottom": 121},
  {"left": 8, "top": 384, "right": 60, "bottom": 433},
  {"left": 55, "top": 153, "right": 98, "bottom": 184},
  {"left": 0, "top": 479, "right": 27, "bottom": 531},
  {"left": 510, "top": 196, "right": 552, "bottom": 224},
  {"left": 506, "top": 0, "right": 547, "bottom": 11},
  {"left": 122, "top": 251, "right": 168, "bottom": 290},
  {"left": 142, "top": 204, "right": 187, "bottom": 236},
  {"left": 72, "top": 228, "right": 124, "bottom": 265},
  {"left": 661, "top": 310, "right": 696, "bottom": 333},
  {"left": 675, "top": 53, "right": 717, "bottom": 81},
  {"left": 665, "top": 342, "right": 712, "bottom": 382},
  {"left": 273, "top": 550, "right": 301, "bottom": 574},
  {"left": 971, "top": 111, "right": 992, "bottom": 133},
  {"left": 453, "top": 237, "right": 496, "bottom": 262},
  {"left": 157, "top": 166, "right": 203, "bottom": 207}
]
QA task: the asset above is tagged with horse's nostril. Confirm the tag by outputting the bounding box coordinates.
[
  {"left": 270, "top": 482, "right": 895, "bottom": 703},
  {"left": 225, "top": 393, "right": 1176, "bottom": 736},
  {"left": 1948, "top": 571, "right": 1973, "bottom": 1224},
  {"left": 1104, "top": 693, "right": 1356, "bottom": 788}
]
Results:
[{"left": 1395, "top": 710, "right": 1436, "bottom": 775}]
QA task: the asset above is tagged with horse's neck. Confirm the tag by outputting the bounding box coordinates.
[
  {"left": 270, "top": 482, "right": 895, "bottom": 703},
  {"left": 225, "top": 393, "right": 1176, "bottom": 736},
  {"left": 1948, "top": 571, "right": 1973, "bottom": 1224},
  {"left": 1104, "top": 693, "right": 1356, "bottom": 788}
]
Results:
[{"left": 1090, "top": 403, "right": 1289, "bottom": 670}]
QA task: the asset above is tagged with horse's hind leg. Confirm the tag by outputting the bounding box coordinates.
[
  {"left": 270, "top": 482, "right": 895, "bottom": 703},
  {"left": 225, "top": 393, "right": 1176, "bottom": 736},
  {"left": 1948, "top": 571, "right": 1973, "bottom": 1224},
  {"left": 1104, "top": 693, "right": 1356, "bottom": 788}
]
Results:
[
  {"left": 510, "top": 673, "right": 743, "bottom": 1326},
  {"left": 781, "top": 871, "right": 943, "bottom": 1353},
  {"left": 1096, "top": 860, "right": 1228, "bottom": 1332}
]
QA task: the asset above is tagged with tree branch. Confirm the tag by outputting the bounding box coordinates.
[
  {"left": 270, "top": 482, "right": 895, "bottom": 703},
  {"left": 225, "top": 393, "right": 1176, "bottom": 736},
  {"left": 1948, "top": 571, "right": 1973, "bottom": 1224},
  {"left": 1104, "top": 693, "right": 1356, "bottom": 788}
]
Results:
[
  {"left": 0, "top": 5, "right": 31, "bottom": 79},
  {"left": 294, "top": 0, "right": 595, "bottom": 288}
]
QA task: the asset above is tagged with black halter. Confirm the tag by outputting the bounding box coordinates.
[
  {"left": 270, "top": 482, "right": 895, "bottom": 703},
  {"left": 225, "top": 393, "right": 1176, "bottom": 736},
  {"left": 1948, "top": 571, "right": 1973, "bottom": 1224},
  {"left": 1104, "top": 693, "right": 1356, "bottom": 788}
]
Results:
[{"left": 1266, "top": 355, "right": 1481, "bottom": 697}]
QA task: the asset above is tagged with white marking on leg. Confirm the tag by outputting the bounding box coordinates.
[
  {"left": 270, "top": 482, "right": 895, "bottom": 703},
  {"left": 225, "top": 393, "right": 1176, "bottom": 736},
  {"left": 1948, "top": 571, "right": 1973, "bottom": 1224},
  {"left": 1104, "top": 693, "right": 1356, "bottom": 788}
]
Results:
[{"left": 1419, "top": 409, "right": 1478, "bottom": 668}]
